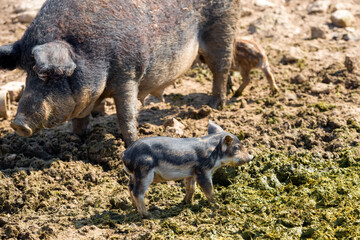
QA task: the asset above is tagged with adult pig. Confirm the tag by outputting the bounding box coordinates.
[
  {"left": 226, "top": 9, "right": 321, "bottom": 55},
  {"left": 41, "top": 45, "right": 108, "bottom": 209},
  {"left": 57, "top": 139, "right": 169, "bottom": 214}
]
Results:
[{"left": 0, "top": 0, "right": 240, "bottom": 146}]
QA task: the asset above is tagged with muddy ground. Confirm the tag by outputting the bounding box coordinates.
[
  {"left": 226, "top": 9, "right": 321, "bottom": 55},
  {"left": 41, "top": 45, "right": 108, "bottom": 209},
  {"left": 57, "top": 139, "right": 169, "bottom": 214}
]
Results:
[{"left": 0, "top": 0, "right": 360, "bottom": 239}]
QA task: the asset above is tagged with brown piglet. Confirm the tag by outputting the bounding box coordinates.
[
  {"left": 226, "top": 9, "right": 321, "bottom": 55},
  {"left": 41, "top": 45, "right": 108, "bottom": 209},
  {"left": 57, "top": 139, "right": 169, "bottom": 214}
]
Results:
[{"left": 231, "top": 38, "right": 279, "bottom": 97}]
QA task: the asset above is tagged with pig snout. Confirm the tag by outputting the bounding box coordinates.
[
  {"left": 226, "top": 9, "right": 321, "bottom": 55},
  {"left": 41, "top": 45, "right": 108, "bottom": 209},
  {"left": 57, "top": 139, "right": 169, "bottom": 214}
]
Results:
[
  {"left": 11, "top": 113, "right": 34, "bottom": 137},
  {"left": 237, "top": 151, "right": 254, "bottom": 166},
  {"left": 242, "top": 153, "right": 254, "bottom": 166},
  {"left": 11, "top": 94, "right": 50, "bottom": 137}
]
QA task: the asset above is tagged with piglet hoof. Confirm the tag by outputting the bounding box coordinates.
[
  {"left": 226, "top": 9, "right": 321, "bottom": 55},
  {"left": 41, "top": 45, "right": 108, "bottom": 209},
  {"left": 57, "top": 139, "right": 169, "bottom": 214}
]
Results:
[
  {"left": 210, "top": 202, "right": 220, "bottom": 210},
  {"left": 270, "top": 88, "right": 280, "bottom": 96},
  {"left": 182, "top": 197, "right": 193, "bottom": 205},
  {"left": 232, "top": 90, "right": 243, "bottom": 98},
  {"left": 209, "top": 97, "right": 225, "bottom": 110},
  {"left": 140, "top": 211, "right": 151, "bottom": 219}
]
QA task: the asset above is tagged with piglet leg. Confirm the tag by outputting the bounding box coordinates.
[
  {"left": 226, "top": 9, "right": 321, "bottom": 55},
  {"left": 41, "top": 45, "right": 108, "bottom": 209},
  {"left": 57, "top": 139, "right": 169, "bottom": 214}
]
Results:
[
  {"left": 196, "top": 172, "right": 215, "bottom": 203},
  {"left": 183, "top": 176, "right": 196, "bottom": 204},
  {"left": 262, "top": 65, "right": 279, "bottom": 95},
  {"left": 233, "top": 68, "right": 251, "bottom": 97},
  {"left": 131, "top": 171, "right": 154, "bottom": 218}
]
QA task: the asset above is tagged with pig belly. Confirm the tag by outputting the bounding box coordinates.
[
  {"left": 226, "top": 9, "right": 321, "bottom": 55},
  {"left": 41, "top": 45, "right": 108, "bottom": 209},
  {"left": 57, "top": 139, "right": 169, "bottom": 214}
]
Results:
[
  {"left": 153, "top": 163, "right": 193, "bottom": 182},
  {"left": 138, "top": 36, "right": 199, "bottom": 98}
]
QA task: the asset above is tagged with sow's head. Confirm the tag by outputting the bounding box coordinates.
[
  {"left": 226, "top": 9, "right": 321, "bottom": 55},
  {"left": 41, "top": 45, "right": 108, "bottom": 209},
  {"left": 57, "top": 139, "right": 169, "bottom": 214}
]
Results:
[{"left": 0, "top": 40, "right": 98, "bottom": 136}]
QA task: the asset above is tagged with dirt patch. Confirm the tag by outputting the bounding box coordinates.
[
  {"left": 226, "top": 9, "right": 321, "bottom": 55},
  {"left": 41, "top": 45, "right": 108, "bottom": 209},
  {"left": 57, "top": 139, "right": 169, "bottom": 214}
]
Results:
[{"left": 1, "top": 0, "right": 360, "bottom": 239}]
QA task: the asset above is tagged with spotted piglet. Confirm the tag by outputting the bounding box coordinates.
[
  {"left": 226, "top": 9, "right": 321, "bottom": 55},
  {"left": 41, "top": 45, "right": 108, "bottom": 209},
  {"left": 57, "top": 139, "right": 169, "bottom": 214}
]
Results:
[{"left": 121, "top": 120, "right": 253, "bottom": 218}]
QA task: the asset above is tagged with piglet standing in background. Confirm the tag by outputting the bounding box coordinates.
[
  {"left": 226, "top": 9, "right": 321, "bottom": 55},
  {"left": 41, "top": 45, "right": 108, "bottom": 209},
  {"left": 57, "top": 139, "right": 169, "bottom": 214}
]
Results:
[{"left": 231, "top": 38, "right": 279, "bottom": 97}]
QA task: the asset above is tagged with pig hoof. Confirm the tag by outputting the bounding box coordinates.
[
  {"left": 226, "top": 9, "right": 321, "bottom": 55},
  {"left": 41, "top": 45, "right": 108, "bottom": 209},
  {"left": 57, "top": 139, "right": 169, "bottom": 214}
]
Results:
[
  {"left": 72, "top": 116, "right": 90, "bottom": 137},
  {"left": 210, "top": 202, "right": 220, "bottom": 210},
  {"left": 140, "top": 212, "right": 151, "bottom": 219},
  {"left": 209, "top": 97, "right": 225, "bottom": 110},
  {"left": 271, "top": 89, "right": 280, "bottom": 96},
  {"left": 182, "top": 197, "right": 193, "bottom": 204},
  {"left": 233, "top": 90, "right": 243, "bottom": 98},
  {"left": 73, "top": 128, "right": 89, "bottom": 137}
]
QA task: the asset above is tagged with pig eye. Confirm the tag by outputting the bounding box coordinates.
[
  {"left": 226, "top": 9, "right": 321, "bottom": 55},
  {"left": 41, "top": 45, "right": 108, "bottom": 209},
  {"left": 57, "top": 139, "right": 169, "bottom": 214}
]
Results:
[
  {"left": 38, "top": 73, "right": 49, "bottom": 81},
  {"left": 233, "top": 146, "right": 240, "bottom": 151}
]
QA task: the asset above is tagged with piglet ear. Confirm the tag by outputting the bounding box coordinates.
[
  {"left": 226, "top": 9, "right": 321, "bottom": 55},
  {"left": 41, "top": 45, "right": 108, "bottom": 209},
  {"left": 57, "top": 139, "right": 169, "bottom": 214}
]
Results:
[
  {"left": 221, "top": 135, "right": 234, "bottom": 152},
  {"left": 208, "top": 120, "right": 224, "bottom": 134},
  {"left": 32, "top": 41, "right": 76, "bottom": 80},
  {"left": 0, "top": 42, "right": 20, "bottom": 70}
]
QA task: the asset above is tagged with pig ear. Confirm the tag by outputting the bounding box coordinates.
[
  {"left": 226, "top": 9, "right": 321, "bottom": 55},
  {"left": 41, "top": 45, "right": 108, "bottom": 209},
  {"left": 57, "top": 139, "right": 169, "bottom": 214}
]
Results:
[
  {"left": 208, "top": 120, "right": 224, "bottom": 134},
  {"left": 221, "top": 135, "right": 234, "bottom": 152},
  {"left": 32, "top": 41, "right": 76, "bottom": 80},
  {"left": 0, "top": 43, "right": 20, "bottom": 70}
]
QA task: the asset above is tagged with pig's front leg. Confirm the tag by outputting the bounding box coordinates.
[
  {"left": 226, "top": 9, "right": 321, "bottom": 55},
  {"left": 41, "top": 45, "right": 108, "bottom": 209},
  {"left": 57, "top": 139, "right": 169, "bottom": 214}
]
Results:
[
  {"left": 209, "top": 71, "right": 229, "bottom": 109},
  {"left": 196, "top": 171, "right": 215, "bottom": 203},
  {"left": 72, "top": 115, "right": 90, "bottom": 136},
  {"left": 114, "top": 81, "right": 139, "bottom": 147}
]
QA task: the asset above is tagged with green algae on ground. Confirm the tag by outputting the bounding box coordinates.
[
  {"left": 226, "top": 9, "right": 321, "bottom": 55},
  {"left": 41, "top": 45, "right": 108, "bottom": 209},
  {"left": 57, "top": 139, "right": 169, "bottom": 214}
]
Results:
[
  {"left": 309, "top": 102, "right": 336, "bottom": 112},
  {"left": 347, "top": 118, "right": 360, "bottom": 133}
]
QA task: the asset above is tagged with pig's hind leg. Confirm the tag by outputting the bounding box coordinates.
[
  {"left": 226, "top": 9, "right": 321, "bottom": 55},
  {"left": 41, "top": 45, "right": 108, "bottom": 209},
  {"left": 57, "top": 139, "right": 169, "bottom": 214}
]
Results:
[
  {"left": 262, "top": 64, "right": 279, "bottom": 95},
  {"left": 128, "top": 176, "right": 136, "bottom": 208},
  {"left": 131, "top": 170, "right": 154, "bottom": 218},
  {"left": 183, "top": 176, "right": 196, "bottom": 204}
]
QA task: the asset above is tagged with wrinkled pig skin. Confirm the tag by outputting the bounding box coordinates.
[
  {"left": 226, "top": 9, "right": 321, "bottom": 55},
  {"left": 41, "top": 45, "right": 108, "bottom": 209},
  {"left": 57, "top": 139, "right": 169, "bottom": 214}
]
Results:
[{"left": 0, "top": 0, "right": 240, "bottom": 146}]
